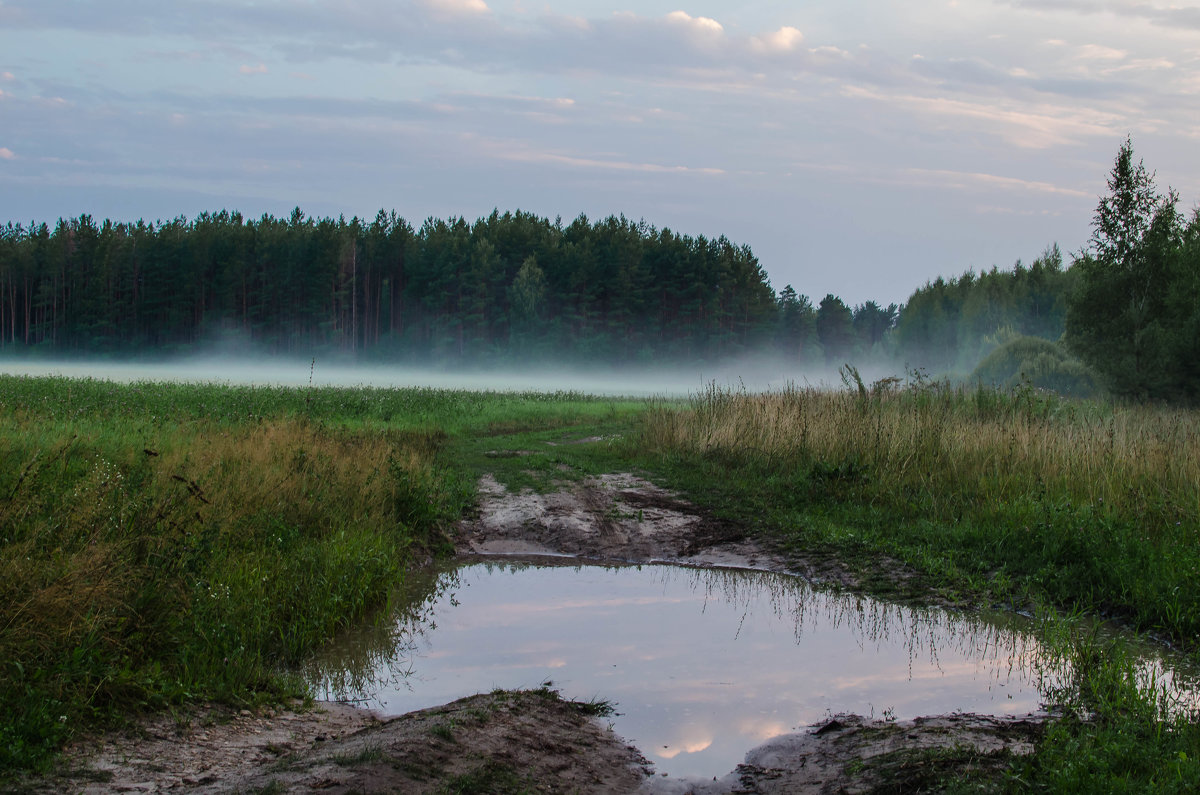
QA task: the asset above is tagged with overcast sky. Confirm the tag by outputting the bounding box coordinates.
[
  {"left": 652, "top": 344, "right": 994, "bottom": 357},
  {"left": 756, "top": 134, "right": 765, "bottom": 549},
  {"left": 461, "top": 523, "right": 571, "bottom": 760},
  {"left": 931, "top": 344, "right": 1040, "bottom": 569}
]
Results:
[{"left": 1, "top": 0, "right": 1197, "bottom": 306}]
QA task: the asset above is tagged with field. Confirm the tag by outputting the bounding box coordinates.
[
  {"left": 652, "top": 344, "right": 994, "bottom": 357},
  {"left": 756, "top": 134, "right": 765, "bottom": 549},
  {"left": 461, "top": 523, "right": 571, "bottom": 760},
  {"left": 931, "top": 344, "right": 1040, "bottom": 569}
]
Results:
[{"left": 2, "top": 372, "right": 1199, "bottom": 791}]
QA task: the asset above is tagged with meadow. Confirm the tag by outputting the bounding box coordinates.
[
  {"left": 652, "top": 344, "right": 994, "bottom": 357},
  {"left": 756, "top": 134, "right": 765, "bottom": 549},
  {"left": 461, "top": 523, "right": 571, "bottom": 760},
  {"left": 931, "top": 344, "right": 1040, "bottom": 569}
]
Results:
[
  {"left": 2, "top": 371, "right": 1199, "bottom": 790},
  {"left": 0, "top": 375, "right": 648, "bottom": 773},
  {"left": 631, "top": 372, "right": 1200, "bottom": 791}
]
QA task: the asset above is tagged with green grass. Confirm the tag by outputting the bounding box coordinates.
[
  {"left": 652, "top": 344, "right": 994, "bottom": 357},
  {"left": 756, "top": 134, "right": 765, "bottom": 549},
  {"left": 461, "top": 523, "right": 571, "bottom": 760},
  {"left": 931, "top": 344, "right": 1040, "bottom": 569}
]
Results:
[
  {"left": 4, "top": 372, "right": 1200, "bottom": 792},
  {"left": 627, "top": 376, "right": 1200, "bottom": 792},
  {"left": 629, "top": 377, "right": 1200, "bottom": 646},
  {"left": 436, "top": 761, "right": 535, "bottom": 795},
  {"left": 331, "top": 743, "right": 385, "bottom": 767},
  {"left": 0, "top": 373, "right": 653, "bottom": 777}
]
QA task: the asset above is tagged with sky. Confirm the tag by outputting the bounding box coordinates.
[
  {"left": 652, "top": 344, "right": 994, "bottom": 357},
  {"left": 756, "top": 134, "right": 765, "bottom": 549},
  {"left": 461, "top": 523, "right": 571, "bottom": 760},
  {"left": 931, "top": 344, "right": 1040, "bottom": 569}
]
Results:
[{"left": 1, "top": 0, "right": 1197, "bottom": 307}]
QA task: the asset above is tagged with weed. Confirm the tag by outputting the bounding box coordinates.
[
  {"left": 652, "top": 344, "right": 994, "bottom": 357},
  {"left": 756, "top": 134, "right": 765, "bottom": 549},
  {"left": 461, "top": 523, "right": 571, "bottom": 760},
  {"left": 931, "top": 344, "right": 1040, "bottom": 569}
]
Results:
[
  {"left": 332, "top": 744, "right": 385, "bottom": 767},
  {"left": 429, "top": 722, "right": 457, "bottom": 743},
  {"left": 575, "top": 697, "right": 616, "bottom": 718},
  {"left": 437, "top": 761, "right": 533, "bottom": 794}
]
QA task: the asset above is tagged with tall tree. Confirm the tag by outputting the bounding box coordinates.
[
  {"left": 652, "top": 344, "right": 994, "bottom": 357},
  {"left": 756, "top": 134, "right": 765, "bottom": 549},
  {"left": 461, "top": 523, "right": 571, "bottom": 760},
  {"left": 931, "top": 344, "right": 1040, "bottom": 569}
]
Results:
[
  {"left": 815, "top": 293, "right": 855, "bottom": 365},
  {"left": 1066, "top": 138, "right": 1182, "bottom": 398},
  {"left": 852, "top": 300, "right": 898, "bottom": 352},
  {"left": 776, "top": 285, "right": 818, "bottom": 361}
]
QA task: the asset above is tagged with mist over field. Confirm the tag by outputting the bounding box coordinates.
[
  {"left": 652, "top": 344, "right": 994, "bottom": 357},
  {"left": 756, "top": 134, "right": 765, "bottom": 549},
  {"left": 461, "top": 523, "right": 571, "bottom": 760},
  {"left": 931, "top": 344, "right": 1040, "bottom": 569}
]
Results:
[{"left": 0, "top": 355, "right": 898, "bottom": 397}]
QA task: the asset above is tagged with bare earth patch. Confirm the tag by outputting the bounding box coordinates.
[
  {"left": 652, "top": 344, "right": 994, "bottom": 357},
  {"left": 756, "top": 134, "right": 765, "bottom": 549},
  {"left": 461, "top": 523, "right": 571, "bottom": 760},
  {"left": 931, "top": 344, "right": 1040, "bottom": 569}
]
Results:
[
  {"left": 29, "top": 470, "right": 1045, "bottom": 794},
  {"left": 457, "top": 471, "right": 796, "bottom": 573},
  {"left": 27, "top": 691, "right": 649, "bottom": 794}
]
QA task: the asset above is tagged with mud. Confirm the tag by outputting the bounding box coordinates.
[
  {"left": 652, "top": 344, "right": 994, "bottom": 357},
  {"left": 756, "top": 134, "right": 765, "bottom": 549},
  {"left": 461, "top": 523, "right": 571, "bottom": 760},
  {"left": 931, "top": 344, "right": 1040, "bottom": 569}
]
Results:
[
  {"left": 457, "top": 472, "right": 795, "bottom": 574},
  {"left": 28, "top": 470, "right": 1045, "bottom": 794},
  {"left": 26, "top": 692, "right": 650, "bottom": 794}
]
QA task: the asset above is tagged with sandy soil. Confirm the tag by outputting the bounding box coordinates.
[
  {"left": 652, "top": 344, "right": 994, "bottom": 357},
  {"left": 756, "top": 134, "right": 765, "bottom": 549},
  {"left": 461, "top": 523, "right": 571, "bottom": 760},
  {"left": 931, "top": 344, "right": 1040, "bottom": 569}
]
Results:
[{"left": 24, "top": 470, "right": 1045, "bottom": 794}]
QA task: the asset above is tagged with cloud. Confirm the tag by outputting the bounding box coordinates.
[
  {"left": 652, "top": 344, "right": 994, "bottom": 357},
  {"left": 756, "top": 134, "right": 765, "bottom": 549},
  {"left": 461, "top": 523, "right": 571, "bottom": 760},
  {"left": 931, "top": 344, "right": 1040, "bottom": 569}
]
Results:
[
  {"left": 665, "top": 10, "right": 723, "bottom": 34},
  {"left": 905, "top": 168, "right": 1091, "bottom": 197},
  {"left": 0, "top": 148, "right": 15, "bottom": 160},
  {"left": 1005, "top": 0, "right": 1200, "bottom": 31},
  {"left": 1075, "top": 44, "right": 1126, "bottom": 61},
  {"left": 842, "top": 85, "right": 1119, "bottom": 147},
  {"left": 1, "top": 71, "right": 14, "bottom": 80},
  {"left": 239, "top": 63, "right": 268, "bottom": 75},
  {"left": 751, "top": 26, "right": 803, "bottom": 53},
  {"left": 421, "top": 0, "right": 489, "bottom": 15},
  {"left": 476, "top": 136, "right": 725, "bottom": 175}
]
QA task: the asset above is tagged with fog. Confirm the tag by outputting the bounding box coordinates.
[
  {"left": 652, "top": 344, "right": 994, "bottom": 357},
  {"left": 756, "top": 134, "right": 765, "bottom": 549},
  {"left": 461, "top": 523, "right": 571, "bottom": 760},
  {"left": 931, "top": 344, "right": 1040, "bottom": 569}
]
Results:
[{"left": 0, "top": 355, "right": 903, "bottom": 397}]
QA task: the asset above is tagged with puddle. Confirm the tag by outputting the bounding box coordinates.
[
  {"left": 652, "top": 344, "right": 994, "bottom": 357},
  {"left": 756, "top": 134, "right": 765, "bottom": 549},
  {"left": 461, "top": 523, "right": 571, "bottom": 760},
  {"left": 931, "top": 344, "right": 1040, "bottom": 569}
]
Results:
[{"left": 310, "top": 559, "right": 1073, "bottom": 780}]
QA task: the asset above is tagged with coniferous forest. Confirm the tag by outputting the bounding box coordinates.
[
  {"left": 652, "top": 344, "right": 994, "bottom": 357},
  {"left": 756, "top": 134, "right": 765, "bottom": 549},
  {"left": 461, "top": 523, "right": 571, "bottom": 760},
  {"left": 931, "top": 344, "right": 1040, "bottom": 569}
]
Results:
[
  {"left": 1, "top": 140, "right": 1197, "bottom": 402},
  {"left": 0, "top": 210, "right": 784, "bottom": 364}
]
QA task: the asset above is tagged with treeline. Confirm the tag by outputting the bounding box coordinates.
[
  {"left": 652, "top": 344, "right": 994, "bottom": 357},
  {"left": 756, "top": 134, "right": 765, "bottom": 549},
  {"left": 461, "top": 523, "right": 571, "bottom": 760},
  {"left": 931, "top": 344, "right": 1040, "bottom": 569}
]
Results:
[
  {"left": 0, "top": 208, "right": 904, "bottom": 366},
  {"left": 896, "top": 139, "right": 1200, "bottom": 403},
  {"left": 0, "top": 203, "right": 1093, "bottom": 373},
  {"left": 0, "top": 210, "right": 786, "bottom": 363},
  {"left": 1, "top": 139, "right": 1195, "bottom": 402},
  {"left": 892, "top": 245, "right": 1076, "bottom": 374}
]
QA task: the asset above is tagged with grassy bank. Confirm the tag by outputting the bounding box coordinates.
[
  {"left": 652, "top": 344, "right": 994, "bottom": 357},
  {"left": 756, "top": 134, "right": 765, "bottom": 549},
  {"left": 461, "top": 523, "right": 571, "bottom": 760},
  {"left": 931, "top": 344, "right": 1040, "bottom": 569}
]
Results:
[
  {"left": 0, "top": 374, "right": 648, "bottom": 774},
  {"left": 629, "top": 375, "right": 1200, "bottom": 791},
  {"left": 633, "top": 376, "right": 1200, "bottom": 646},
  {"left": 5, "top": 372, "right": 1200, "bottom": 791}
]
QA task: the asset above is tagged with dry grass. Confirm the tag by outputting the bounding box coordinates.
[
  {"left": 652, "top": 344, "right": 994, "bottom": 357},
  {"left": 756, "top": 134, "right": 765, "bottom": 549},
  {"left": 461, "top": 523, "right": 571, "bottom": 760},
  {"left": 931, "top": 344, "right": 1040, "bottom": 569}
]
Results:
[
  {"left": 641, "top": 379, "right": 1200, "bottom": 526},
  {"left": 0, "top": 415, "right": 456, "bottom": 772},
  {"left": 634, "top": 378, "right": 1200, "bottom": 652}
]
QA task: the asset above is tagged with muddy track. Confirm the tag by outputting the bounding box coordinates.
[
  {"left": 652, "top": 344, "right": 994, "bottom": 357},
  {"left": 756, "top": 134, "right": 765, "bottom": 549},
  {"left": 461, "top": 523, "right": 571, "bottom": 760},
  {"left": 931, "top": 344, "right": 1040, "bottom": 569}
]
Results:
[{"left": 25, "top": 471, "right": 1044, "bottom": 794}]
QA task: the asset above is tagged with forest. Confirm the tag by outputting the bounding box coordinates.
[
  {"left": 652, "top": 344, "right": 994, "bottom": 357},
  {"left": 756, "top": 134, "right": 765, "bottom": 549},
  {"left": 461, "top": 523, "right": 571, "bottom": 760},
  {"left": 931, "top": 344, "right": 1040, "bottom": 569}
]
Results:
[{"left": 0, "top": 140, "right": 1196, "bottom": 401}]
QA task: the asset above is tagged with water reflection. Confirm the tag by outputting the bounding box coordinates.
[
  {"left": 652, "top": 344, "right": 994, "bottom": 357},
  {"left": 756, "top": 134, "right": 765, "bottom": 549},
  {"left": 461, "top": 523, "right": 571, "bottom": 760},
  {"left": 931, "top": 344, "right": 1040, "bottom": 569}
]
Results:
[{"left": 309, "top": 559, "right": 1066, "bottom": 779}]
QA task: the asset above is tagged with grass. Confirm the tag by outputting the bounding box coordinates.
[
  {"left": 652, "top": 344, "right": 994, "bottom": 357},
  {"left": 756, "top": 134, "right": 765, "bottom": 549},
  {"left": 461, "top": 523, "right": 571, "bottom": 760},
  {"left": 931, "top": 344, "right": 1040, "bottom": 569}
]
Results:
[
  {"left": 4, "top": 370, "right": 1200, "bottom": 791},
  {"left": 630, "top": 375, "right": 1200, "bottom": 646},
  {"left": 627, "top": 373, "right": 1200, "bottom": 792},
  {"left": 0, "top": 373, "right": 652, "bottom": 776},
  {"left": 436, "top": 760, "right": 536, "bottom": 795},
  {"left": 331, "top": 743, "right": 385, "bottom": 766}
]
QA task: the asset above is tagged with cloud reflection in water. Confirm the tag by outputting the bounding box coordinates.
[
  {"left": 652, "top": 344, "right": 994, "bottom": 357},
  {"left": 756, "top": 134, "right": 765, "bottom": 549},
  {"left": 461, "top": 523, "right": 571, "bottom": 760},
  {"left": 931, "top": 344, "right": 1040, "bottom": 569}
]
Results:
[{"left": 308, "top": 560, "right": 1047, "bottom": 779}]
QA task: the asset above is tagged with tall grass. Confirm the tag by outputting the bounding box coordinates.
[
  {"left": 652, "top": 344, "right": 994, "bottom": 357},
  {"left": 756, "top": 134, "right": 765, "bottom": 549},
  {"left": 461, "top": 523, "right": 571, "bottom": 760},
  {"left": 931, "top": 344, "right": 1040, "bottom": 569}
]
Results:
[
  {"left": 0, "top": 373, "right": 651, "bottom": 775},
  {"left": 636, "top": 375, "right": 1200, "bottom": 789},
  {"left": 636, "top": 375, "right": 1200, "bottom": 645},
  {"left": 0, "top": 378, "right": 496, "bottom": 773}
]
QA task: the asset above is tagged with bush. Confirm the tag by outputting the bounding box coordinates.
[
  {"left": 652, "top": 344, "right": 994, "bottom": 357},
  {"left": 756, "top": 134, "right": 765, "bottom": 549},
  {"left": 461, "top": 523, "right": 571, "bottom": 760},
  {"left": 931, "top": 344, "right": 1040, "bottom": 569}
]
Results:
[{"left": 971, "top": 336, "right": 1102, "bottom": 398}]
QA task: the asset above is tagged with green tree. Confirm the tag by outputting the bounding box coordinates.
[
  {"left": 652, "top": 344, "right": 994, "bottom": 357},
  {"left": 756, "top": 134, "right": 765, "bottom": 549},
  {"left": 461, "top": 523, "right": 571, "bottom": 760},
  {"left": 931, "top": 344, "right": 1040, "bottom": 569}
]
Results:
[
  {"left": 852, "top": 300, "right": 898, "bottom": 353},
  {"left": 1066, "top": 139, "right": 1183, "bottom": 399},
  {"left": 776, "top": 285, "right": 818, "bottom": 362},
  {"left": 815, "top": 293, "right": 855, "bottom": 365},
  {"left": 509, "top": 255, "right": 547, "bottom": 358}
]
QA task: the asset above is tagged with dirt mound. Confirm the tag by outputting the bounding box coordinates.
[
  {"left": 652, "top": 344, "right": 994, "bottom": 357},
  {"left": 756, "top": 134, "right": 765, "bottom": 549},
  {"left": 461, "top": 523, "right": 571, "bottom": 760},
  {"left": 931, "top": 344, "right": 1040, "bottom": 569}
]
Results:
[{"left": 28, "top": 691, "right": 648, "bottom": 794}]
